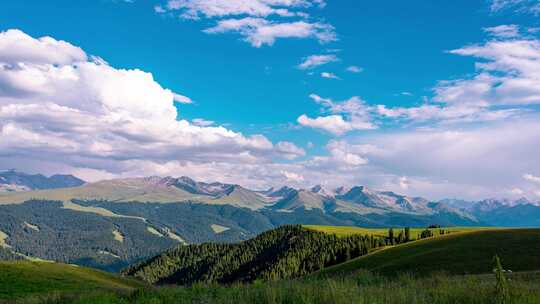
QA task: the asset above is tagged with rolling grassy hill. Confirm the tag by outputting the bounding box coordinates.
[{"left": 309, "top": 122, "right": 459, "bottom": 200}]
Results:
[
  {"left": 0, "top": 261, "right": 143, "bottom": 300},
  {"left": 317, "top": 228, "right": 540, "bottom": 277},
  {"left": 3, "top": 227, "right": 540, "bottom": 303}
]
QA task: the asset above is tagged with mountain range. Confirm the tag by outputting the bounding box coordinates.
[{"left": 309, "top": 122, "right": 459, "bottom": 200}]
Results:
[
  {"left": 0, "top": 170, "right": 85, "bottom": 192},
  {"left": 0, "top": 170, "right": 539, "bottom": 272}
]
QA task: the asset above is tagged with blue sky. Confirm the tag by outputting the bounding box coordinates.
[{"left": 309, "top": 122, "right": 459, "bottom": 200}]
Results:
[{"left": 1, "top": 0, "right": 540, "bottom": 200}]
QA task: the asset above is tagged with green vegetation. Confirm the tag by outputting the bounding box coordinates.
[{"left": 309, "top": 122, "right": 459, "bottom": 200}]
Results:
[
  {"left": 9, "top": 271, "right": 540, "bottom": 304},
  {"left": 0, "top": 261, "right": 142, "bottom": 300},
  {"left": 318, "top": 229, "right": 540, "bottom": 277},
  {"left": 304, "top": 224, "right": 490, "bottom": 238},
  {"left": 0, "top": 200, "right": 280, "bottom": 271},
  {"left": 3, "top": 227, "right": 540, "bottom": 303},
  {"left": 123, "top": 225, "right": 385, "bottom": 285}
]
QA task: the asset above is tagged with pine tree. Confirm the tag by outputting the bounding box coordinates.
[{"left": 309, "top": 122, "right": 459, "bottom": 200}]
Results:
[
  {"left": 493, "top": 255, "right": 509, "bottom": 304},
  {"left": 404, "top": 227, "right": 411, "bottom": 242}
]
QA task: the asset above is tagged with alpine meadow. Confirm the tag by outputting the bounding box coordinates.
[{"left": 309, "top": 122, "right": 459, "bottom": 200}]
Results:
[{"left": 1, "top": 1, "right": 540, "bottom": 303}]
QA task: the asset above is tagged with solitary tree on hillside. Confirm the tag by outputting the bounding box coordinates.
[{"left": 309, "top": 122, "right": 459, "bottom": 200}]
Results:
[{"left": 388, "top": 228, "right": 394, "bottom": 245}]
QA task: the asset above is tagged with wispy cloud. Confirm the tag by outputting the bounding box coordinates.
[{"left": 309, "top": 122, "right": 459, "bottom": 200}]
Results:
[
  {"left": 321, "top": 72, "right": 340, "bottom": 79},
  {"left": 346, "top": 65, "right": 363, "bottom": 73},
  {"left": 298, "top": 54, "right": 339, "bottom": 69},
  {"left": 524, "top": 173, "right": 540, "bottom": 183},
  {"left": 490, "top": 0, "right": 540, "bottom": 14},
  {"left": 205, "top": 18, "right": 335, "bottom": 47},
  {"left": 484, "top": 24, "right": 521, "bottom": 38},
  {"left": 154, "top": 0, "right": 335, "bottom": 47}
]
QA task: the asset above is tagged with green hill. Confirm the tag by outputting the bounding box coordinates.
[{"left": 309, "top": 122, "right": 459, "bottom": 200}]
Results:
[
  {"left": 304, "top": 225, "right": 489, "bottom": 238},
  {"left": 122, "top": 225, "right": 385, "bottom": 285},
  {"left": 0, "top": 261, "right": 143, "bottom": 300},
  {"left": 318, "top": 228, "right": 540, "bottom": 277}
]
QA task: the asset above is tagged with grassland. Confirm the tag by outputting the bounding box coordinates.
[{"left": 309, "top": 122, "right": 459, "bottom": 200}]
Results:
[
  {"left": 8, "top": 271, "right": 540, "bottom": 304},
  {"left": 0, "top": 230, "right": 10, "bottom": 248},
  {"left": 0, "top": 261, "right": 143, "bottom": 301},
  {"left": 304, "top": 224, "right": 492, "bottom": 238},
  {"left": 3, "top": 227, "right": 540, "bottom": 303},
  {"left": 317, "top": 228, "right": 540, "bottom": 277}
]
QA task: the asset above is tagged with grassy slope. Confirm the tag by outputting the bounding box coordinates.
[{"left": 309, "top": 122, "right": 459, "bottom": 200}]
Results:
[
  {"left": 0, "top": 261, "right": 143, "bottom": 300},
  {"left": 318, "top": 228, "right": 540, "bottom": 277},
  {"left": 15, "top": 271, "right": 540, "bottom": 304},
  {"left": 304, "top": 225, "right": 490, "bottom": 238}
]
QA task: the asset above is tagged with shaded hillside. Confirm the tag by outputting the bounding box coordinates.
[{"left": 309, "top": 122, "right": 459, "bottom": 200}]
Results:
[
  {"left": 0, "top": 200, "right": 276, "bottom": 272},
  {"left": 318, "top": 229, "right": 540, "bottom": 277},
  {"left": 0, "top": 261, "right": 142, "bottom": 300},
  {"left": 122, "top": 225, "right": 385, "bottom": 285},
  {"left": 0, "top": 170, "right": 84, "bottom": 192}
]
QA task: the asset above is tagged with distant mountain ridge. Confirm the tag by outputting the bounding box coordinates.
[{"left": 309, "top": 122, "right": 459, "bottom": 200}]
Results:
[
  {"left": 2, "top": 173, "right": 537, "bottom": 222},
  {"left": 0, "top": 170, "right": 85, "bottom": 192},
  {"left": 1, "top": 171, "right": 540, "bottom": 272}
]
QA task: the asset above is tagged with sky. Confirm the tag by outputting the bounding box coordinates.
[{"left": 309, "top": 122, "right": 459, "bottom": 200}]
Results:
[{"left": 1, "top": 0, "right": 540, "bottom": 201}]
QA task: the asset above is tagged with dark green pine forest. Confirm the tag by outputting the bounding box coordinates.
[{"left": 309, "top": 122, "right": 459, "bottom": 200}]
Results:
[{"left": 122, "top": 225, "right": 386, "bottom": 285}]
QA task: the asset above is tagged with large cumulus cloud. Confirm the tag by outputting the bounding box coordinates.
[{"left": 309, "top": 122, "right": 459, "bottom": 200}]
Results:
[{"left": 0, "top": 29, "right": 304, "bottom": 181}]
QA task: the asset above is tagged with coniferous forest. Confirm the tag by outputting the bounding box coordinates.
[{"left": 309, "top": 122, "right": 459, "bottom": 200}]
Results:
[{"left": 122, "top": 225, "right": 386, "bottom": 285}]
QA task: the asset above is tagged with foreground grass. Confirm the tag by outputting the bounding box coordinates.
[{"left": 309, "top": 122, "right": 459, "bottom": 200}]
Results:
[
  {"left": 0, "top": 261, "right": 142, "bottom": 301},
  {"left": 10, "top": 271, "right": 540, "bottom": 304}
]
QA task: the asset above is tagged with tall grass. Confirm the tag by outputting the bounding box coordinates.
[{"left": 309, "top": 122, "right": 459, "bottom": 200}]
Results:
[{"left": 13, "top": 270, "right": 540, "bottom": 304}]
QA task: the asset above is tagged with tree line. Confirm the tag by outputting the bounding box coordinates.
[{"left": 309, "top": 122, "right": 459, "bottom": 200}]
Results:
[{"left": 123, "top": 225, "right": 388, "bottom": 285}]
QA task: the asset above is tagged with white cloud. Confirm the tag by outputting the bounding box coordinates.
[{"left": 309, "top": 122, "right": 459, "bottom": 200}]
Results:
[
  {"left": 320, "top": 72, "right": 340, "bottom": 79},
  {"left": 325, "top": 140, "right": 370, "bottom": 166},
  {"left": 399, "top": 176, "right": 410, "bottom": 190},
  {"left": 524, "top": 173, "right": 540, "bottom": 183},
  {"left": 484, "top": 24, "right": 521, "bottom": 38},
  {"left": 0, "top": 29, "right": 87, "bottom": 65},
  {"left": 440, "top": 39, "right": 540, "bottom": 106},
  {"left": 297, "top": 114, "right": 374, "bottom": 136},
  {"left": 299, "top": 140, "right": 373, "bottom": 174},
  {"left": 155, "top": 0, "right": 335, "bottom": 47},
  {"left": 297, "top": 95, "right": 378, "bottom": 135},
  {"left": 287, "top": 118, "right": 539, "bottom": 200},
  {"left": 281, "top": 170, "right": 304, "bottom": 183},
  {"left": 192, "top": 118, "right": 214, "bottom": 127},
  {"left": 205, "top": 18, "right": 335, "bottom": 47},
  {"left": 173, "top": 93, "right": 193, "bottom": 104},
  {"left": 276, "top": 141, "right": 306, "bottom": 159},
  {"left": 154, "top": 5, "right": 167, "bottom": 13},
  {"left": 298, "top": 54, "right": 338, "bottom": 70},
  {"left": 347, "top": 118, "right": 540, "bottom": 200},
  {"left": 298, "top": 95, "right": 376, "bottom": 135},
  {"left": 511, "top": 187, "right": 525, "bottom": 195},
  {"left": 0, "top": 29, "right": 305, "bottom": 181},
  {"left": 375, "top": 36, "right": 540, "bottom": 125},
  {"left": 490, "top": 0, "right": 540, "bottom": 14},
  {"left": 159, "top": 0, "right": 323, "bottom": 19},
  {"left": 346, "top": 65, "right": 363, "bottom": 73}
]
